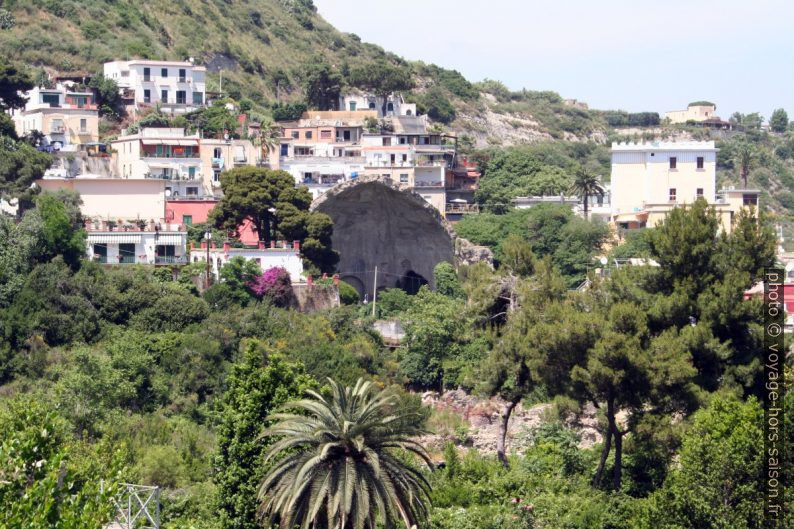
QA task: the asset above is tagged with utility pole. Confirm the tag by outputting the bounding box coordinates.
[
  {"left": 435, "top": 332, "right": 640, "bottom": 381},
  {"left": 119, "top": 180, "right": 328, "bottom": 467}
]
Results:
[
  {"left": 204, "top": 230, "right": 212, "bottom": 289},
  {"left": 371, "top": 266, "right": 378, "bottom": 318},
  {"left": 219, "top": 69, "right": 223, "bottom": 95}
]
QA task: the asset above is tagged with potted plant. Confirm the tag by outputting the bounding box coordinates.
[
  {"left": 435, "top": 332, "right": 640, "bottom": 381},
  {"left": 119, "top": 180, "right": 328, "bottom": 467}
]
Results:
[{"left": 107, "top": 220, "right": 116, "bottom": 231}]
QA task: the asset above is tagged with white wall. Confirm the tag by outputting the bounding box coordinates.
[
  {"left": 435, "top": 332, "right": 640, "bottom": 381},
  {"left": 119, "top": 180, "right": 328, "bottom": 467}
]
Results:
[{"left": 190, "top": 247, "right": 304, "bottom": 280}]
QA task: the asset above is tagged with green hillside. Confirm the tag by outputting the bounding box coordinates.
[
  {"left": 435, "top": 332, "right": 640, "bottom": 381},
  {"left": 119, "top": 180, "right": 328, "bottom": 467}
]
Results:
[{"left": 0, "top": 0, "right": 609, "bottom": 141}]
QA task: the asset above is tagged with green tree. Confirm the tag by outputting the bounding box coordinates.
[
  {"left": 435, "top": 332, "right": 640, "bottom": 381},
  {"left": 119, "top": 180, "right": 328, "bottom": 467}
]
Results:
[
  {"left": 0, "top": 136, "right": 53, "bottom": 212},
  {"left": 215, "top": 345, "right": 314, "bottom": 529},
  {"left": 500, "top": 234, "right": 535, "bottom": 277},
  {"left": 400, "top": 287, "right": 469, "bottom": 389},
  {"left": 302, "top": 58, "right": 343, "bottom": 110},
  {"left": 0, "top": 59, "right": 33, "bottom": 111},
  {"left": 34, "top": 192, "right": 86, "bottom": 269},
  {"left": 433, "top": 261, "right": 465, "bottom": 299},
  {"left": 216, "top": 255, "right": 261, "bottom": 306},
  {"left": 88, "top": 73, "right": 125, "bottom": 118},
  {"left": 769, "top": 108, "right": 789, "bottom": 133},
  {"left": 258, "top": 378, "right": 432, "bottom": 529},
  {"left": 0, "top": 396, "right": 123, "bottom": 527},
  {"left": 569, "top": 166, "right": 604, "bottom": 220},
  {"left": 644, "top": 396, "right": 764, "bottom": 528},
  {"left": 211, "top": 166, "right": 310, "bottom": 245},
  {"left": 188, "top": 101, "right": 240, "bottom": 138},
  {"left": 348, "top": 60, "right": 415, "bottom": 116},
  {"left": 719, "top": 207, "right": 776, "bottom": 283}
]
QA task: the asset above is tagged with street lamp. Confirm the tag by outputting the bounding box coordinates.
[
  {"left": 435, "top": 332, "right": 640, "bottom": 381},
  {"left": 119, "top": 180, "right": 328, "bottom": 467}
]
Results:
[{"left": 204, "top": 230, "right": 212, "bottom": 288}]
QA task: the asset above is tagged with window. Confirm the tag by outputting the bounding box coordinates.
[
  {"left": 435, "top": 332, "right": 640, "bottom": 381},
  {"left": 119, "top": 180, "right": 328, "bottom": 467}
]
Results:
[
  {"left": 696, "top": 156, "right": 704, "bottom": 169},
  {"left": 696, "top": 188, "right": 704, "bottom": 198},
  {"left": 280, "top": 144, "right": 289, "bottom": 156},
  {"left": 186, "top": 187, "right": 198, "bottom": 196},
  {"left": 188, "top": 166, "right": 196, "bottom": 179},
  {"left": 182, "top": 215, "right": 193, "bottom": 225},
  {"left": 382, "top": 137, "right": 391, "bottom": 146},
  {"left": 304, "top": 172, "right": 313, "bottom": 183},
  {"left": 192, "top": 92, "right": 203, "bottom": 106},
  {"left": 743, "top": 194, "right": 758, "bottom": 206},
  {"left": 368, "top": 102, "right": 376, "bottom": 110},
  {"left": 406, "top": 109, "right": 412, "bottom": 116},
  {"left": 80, "top": 118, "right": 87, "bottom": 132},
  {"left": 401, "top": 154, "right": 407, "bottom": 162},
  {"left": 119, "top": 243, "right": 136, "bottom": 264},
  {"left": 669, "top": 157, "right": 677, "bottom": 169},
  {"left": 161, "top": 89, "right": 168, "bottom": 103},
  {"left": 213, "top": 170, "right": 221, "bottom": 182},
  {"left": 349, "top": 102, "right": 357, "bottom": 111},
  {"left": 176, "top": 90, "right": 186, "bottom": 104},
  {"left": 143, "top": 89, "right": 151, "bottom": 103},
  {"left": 320, "top": 129, "right": 332, "bottom": 139},
  {"left": 41, "top": 93, "right": 60, "bottom": 107},
  {"left": 178, "top": 68, "right": 186, "bottom": 82},
  {"left": 305, "top": 131, "right": 313, "bottom": 140},
  {"left": 161, "top": 67, "right": 168, "bottom": 78},
  {"left": 93, "top": 244, "right": 107, "bottom": 263},
  {"left": 156, "top": 245, "right": 175, "bottom": 263},
  {"left": 400, "top": 137, "right": 407, "bottom": 144},
  {"left": 143, "top": 67, "right": 151, "bottom": 81},
  {"left": 343, "top": 130, "right": 351, "bottom": 141},
  {"left": 212, "top": 147, "right": 222, "bottom": 158},
  {"left": 291, "top": 131, "right": 299, "bottom": 139},
  {"left": 669, "top": 188, "right": 677, "bottom": 202},
  {"left": 387, "top": 102, "right": 394, "bottom": 112},
  {"left": 399, "top": 173, "right": 409, "bottom": 183}
]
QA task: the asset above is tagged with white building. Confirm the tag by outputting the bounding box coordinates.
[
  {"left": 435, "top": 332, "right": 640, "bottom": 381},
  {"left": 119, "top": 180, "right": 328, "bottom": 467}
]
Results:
[
  {"left": 338, "top": 92, "right": 416, "bottom": 118},
  {"left": 103, "top": 60, "right": 206, "bottom": 114},
  {"left": 190, "top": 241, "right": 304, "bottom": 280},
  {"left": 86, "top": 221, "right": 188, "bottom": 266},
  {"left": 9, "top": 83, "right": 99, "bottom": 149}
]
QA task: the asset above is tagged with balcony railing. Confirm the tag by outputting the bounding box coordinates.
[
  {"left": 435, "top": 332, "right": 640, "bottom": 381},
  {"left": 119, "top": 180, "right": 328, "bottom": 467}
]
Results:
[
  {"left": 233, "top": 155, "right": 247, "bottom": 163},
  {"left": 50, "top": 125, "right": 66, "bottom": 134},
  {"left": 446, "top": 203, "right": 480, "bottom": 214},
  {"left": 155, "top": 255, "right": 187, "bottom": 265},
  {"left": 413, "top": 181, "right": 444, "bottom": 188},
  {"left": 212, "top": 157, "right": 224, "bottom": 167}
]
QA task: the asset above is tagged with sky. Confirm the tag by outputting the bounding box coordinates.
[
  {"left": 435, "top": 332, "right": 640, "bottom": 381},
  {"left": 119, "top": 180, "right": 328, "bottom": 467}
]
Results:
[{"left": 313, "top": 0, "right": 793, "bottom": 120}]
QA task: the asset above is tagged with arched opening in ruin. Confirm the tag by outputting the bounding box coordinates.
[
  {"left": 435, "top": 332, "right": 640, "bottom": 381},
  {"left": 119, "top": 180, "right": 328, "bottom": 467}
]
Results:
[{"left": 312, "top": 179, "right": 455, "bottom": 298}]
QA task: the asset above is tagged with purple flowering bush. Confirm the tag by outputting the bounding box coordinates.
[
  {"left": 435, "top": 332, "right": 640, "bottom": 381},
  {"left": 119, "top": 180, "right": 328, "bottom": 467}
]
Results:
[{"left": 248, "top": 267, "right": 294, "bottom": 307}]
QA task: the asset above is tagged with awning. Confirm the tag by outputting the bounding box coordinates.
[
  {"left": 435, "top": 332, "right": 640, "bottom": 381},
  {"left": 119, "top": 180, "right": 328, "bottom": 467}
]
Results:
[
  {"left": 141, "top": 139, "right": 181, "bottom": 146},
  {"left": 613, "top": 213, "right": 647, "bottom": 223},
  {"left": 178, "top": 139, "right": 199, "bottom": 146},
  {"left": 154, "top": 234, "right": 185, "bottom": 245},
  {"left": 87, "top": 234, "right": 142, "bottom": 244}
]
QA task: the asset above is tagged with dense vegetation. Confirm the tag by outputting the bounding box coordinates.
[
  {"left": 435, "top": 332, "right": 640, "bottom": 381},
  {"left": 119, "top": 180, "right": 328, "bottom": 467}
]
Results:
[{"left": 1, "top": 184, "right": 788, "bottom": 528}]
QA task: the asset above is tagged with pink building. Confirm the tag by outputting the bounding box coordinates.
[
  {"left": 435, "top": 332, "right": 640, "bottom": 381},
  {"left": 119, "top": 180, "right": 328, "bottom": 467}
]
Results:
[{"left": 166, "top": 199, "right": 259, "bottom": 245}]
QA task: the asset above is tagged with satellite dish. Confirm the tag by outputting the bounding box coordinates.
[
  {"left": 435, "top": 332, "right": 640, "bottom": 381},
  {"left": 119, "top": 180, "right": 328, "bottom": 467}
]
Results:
[{"left": 600, "top": 257, "right": 608, "bottom": 266}]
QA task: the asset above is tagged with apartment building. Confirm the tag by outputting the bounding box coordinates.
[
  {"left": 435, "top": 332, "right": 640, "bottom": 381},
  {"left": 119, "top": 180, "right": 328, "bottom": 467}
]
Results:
[
  {"left": 103, "top": 60, "right": 206, "bottom": 114},
  {"left": 111, "top": 127, "right": 258, "bottom": 198},
  {"left": 277, "top": 112, "right": 372, "bottom": 198},
  {"left": 9, "top": 83, "right": 99, "bottom": 148},
  {"left": 338, "top": 91, "right": 417, "bottom": 118},
  {"left": 610, "top": 141, "right": 758, "bottom": 232}
]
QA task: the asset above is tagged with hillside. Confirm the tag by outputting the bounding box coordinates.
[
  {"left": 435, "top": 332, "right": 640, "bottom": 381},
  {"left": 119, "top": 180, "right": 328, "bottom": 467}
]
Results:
[{"left": 0, "top": 0, "right": 608, "bottom": 143}]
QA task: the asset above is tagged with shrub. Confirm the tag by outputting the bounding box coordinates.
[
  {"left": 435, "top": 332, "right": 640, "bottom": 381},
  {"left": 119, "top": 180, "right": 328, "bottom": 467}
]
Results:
[
  {"left": 337, "top": 280, "right": 360, "bottom": 305},
  {"left": 248, "top": 266, "right": 294, "bottom": 307}
]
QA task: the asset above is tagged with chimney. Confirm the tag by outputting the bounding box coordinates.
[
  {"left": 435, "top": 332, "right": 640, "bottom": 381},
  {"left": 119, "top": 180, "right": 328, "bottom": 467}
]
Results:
[
  {"left": 200, "top": 240, "right": 207, "bottom": 249},
  {"left": 293, "top": 240, "right": 300, "bottom": 250},
  {"left": 270, "top": 240, "right": 276, "bottom": 248},
  {"left": 258, "top": 240, "right": 265, "bottom": 250},
  {"left": 223, "top": 241, "right": 230, "bottom": 252},
  {"left": 211, "top": 242, "right": 217, "bottom": 249}
]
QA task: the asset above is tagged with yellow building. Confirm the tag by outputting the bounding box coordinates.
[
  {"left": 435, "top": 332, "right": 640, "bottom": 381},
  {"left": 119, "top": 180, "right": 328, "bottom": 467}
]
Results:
[
  {"left": 10, "top": 84, "right": 99, "bottom": 147},
  {"left": 610, "top": 141, "right": 757, "bottom": 233},
  {"left": 664, "top": 102, "right": 718, "bottom": 124}
]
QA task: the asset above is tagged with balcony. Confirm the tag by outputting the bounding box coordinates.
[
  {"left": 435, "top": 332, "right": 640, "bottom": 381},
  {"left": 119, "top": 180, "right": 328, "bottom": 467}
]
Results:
[
  {"left": 446, "top": 203, "right": 480, "bottom": 214},
  {"left": 211, "top": 157, "right": 224, "bottom": 168},
  {"left": 283, "top": 155, "right": 365, "bottom": 164},
  {"left": 155, "top": 255, "right": 187, "bottom": 265},
  {"left": 413, "top": 181, "right": 444, "bottom": 188},
  {"left": 233, "top": 155, "right": 247, "bottom": 163},
  {"left": 50, "top": 125, "right": 66, "bottom": 134}
]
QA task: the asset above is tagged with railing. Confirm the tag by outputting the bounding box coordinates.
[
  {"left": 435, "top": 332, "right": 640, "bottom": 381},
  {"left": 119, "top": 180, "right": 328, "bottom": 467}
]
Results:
[
  {"left": 212, "top": 157, "right": 224, "bottom": 167},
  {"left": 142, "top": 154, "right": 200, "bottom": 160},
  {"left": 413, "top": 181, "right": 444, "bottom": 188},
  {"left": 50, "top": 125, "right": 66, "bottom": 134},
  {"left": 446, "top": 203, "right": 480, "bottom": 214},
  {"left": 284, "top": 155, "right": 365, "bottom": 164},
  {"left": 155, "top": 255, "right": 187, "bottom": 265},
  {"left": 143, "top": 75, "right": 151, "bottom": 82},
  {"left": 118, "top": 255, "right": 136, "bottom": 264},
  {"left": 415, "top": 160, "right": 449, "bottom": 167},
  {"left": 233, "top": 156, "right": 247, "bottom": 163},
  {"left": 178, "top": 77, "right": 187, "bottom": 83}
]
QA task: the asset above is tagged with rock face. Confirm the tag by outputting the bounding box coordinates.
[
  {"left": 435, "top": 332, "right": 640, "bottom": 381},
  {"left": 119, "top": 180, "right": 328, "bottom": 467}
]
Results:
[
  {"left": 312, "top": 177, "right": 456, "bottom": 297},
  {"left": 418, "top": 389, "right": 602, "bottom": 457},
  {"left": 312, "top": 176, "right": 494, "bottom": 297}
]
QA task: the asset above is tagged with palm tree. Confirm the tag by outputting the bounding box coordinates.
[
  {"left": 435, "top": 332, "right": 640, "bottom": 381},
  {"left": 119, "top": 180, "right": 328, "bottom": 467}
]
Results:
[
  {"left": 253, "top": 120, "right": 283, "bottom": 164},
  {"left": 570, "top": 167, "right": 605, "bottom": 220},
  {"left": 734, "top": 142, "right": 756, "bottom": 188},
  {"left": 258, "top": 378, "right": 433, "bottom": 529}
]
